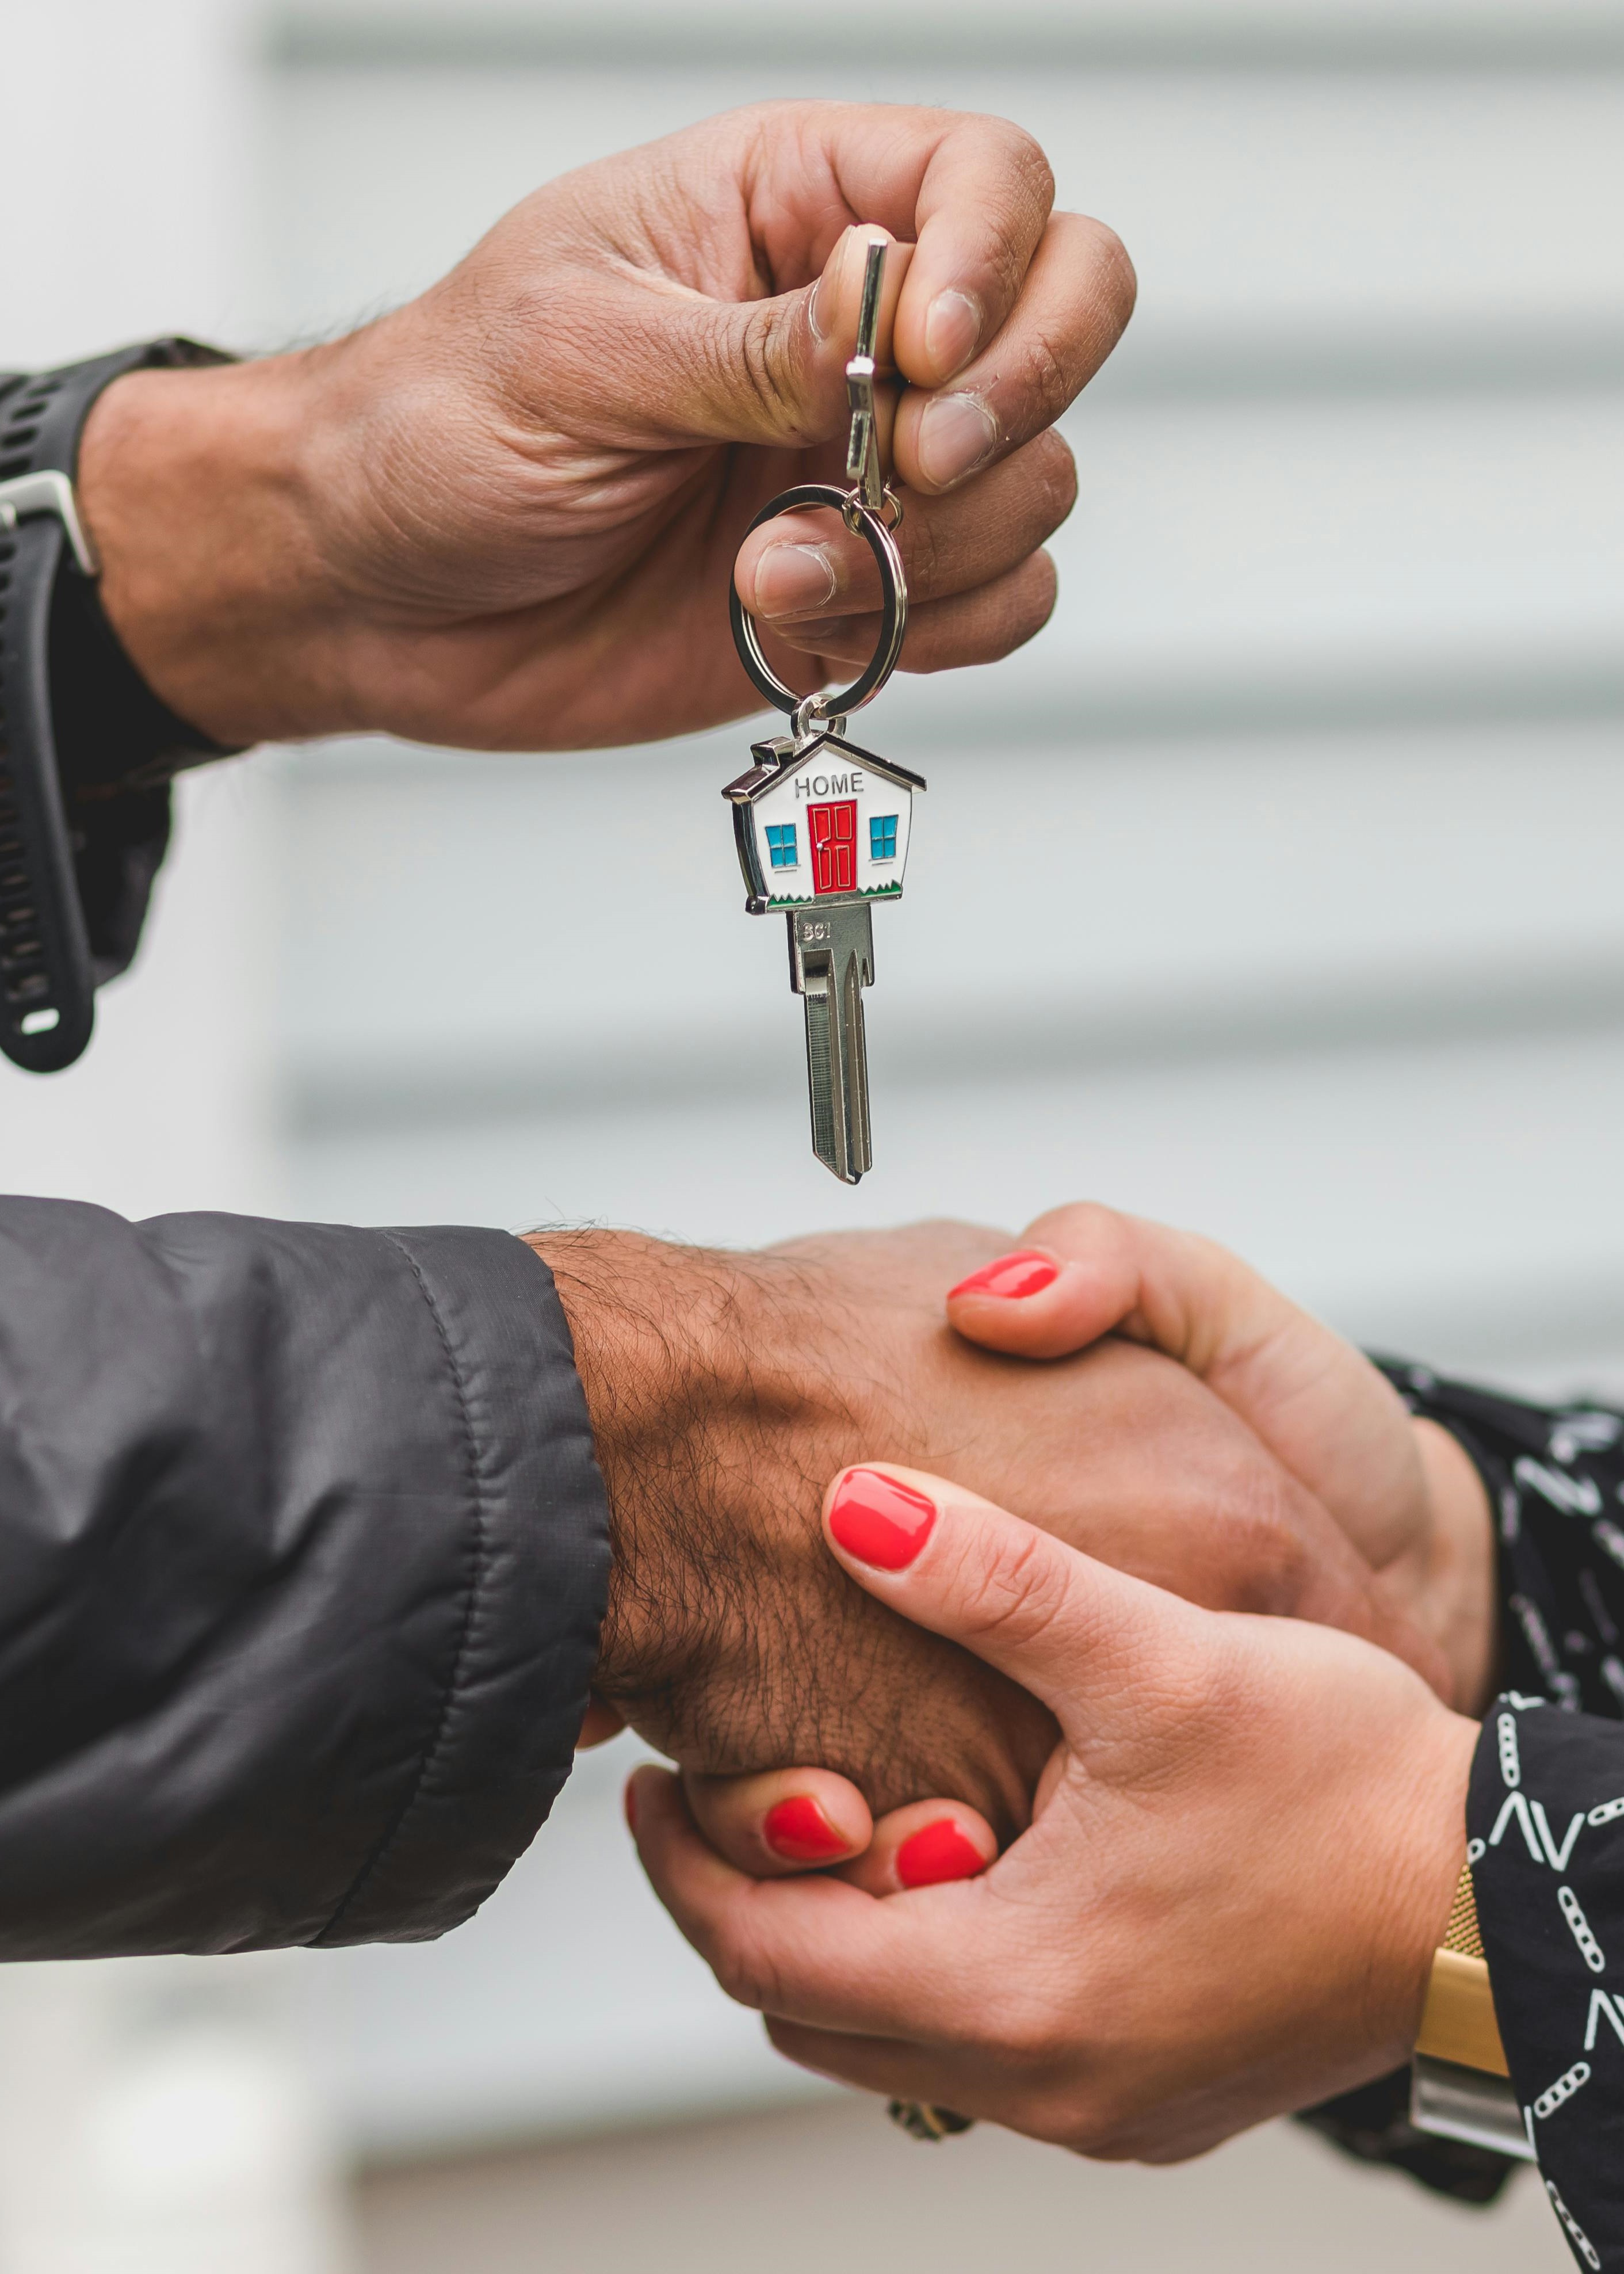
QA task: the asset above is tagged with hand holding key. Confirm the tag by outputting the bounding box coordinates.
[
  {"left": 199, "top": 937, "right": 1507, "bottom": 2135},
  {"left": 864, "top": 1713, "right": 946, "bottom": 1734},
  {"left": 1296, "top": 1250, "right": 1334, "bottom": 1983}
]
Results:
[{"left": 81, "top": 105, "right": 1130, "bottom": 754}]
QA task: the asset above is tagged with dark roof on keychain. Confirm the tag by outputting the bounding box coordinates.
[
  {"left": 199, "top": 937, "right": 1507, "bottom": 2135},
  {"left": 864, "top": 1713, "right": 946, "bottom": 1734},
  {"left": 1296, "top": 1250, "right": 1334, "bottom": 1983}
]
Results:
[{"left": 722, "top": 730, "right": 927, "bottom": 806}]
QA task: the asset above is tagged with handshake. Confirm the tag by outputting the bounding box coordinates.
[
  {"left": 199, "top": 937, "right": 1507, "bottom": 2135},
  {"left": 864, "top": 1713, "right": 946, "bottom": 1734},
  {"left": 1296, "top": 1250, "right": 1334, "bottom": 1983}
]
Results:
[{"left": 531, "top": 1203, "right": 1493, "bottom": 2161}]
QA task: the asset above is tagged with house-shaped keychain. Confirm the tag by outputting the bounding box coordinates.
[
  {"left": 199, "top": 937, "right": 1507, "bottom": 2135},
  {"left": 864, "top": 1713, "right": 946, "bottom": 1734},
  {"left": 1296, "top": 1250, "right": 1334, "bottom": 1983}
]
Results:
[
  {"left": 723, "top": 727, "right": 926, "bottom": 1184},
  {"left": 724, "top": 727, "right": 924, "bottom": 914}
]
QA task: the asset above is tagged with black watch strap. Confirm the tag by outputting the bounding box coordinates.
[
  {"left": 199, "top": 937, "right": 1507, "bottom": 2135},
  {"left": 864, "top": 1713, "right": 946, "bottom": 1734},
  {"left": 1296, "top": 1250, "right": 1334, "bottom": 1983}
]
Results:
[{"left": 0, "top": 340, "right": 236, "bottom": 1071}]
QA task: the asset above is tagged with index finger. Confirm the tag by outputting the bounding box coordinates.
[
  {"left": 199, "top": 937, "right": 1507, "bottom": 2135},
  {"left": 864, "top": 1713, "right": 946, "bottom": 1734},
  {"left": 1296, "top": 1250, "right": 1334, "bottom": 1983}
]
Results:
[{"left": 752, "top": 106, "right": 1058, "bottom": 387}]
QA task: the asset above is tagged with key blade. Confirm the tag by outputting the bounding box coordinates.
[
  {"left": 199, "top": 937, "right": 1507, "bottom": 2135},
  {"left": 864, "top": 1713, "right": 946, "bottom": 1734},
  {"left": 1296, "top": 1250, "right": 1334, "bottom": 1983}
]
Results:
[{"left": 788, "top": 905, "right": 874, "bottom": 1184}]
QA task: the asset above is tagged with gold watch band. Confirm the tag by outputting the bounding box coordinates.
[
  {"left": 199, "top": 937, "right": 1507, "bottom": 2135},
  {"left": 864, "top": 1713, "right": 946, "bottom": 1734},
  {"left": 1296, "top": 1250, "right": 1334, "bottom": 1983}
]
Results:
[{"left": 1413, "top": 1859, "right": 1508, "bottom": 2077}]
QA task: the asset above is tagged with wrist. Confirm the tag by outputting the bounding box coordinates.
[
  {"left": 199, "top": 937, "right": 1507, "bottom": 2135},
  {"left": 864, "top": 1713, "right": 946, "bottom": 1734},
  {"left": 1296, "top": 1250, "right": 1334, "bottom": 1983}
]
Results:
[
  {"left": 1371, "top": 1705, "right": 1480, "bottom": 2063},
  {"left": 526, "top": 1229, "right": 850, "bottom": 1745},
  {"left": 77, "top": 356, "right": 365, "bottom": 746},
  {"left": 1411, "top": 1419, "right": 1497, "bottom": 1716}
]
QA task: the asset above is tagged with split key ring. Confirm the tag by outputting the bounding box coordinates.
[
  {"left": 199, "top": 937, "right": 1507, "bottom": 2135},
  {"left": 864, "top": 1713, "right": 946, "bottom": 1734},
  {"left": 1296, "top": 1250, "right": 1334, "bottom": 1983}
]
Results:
[{"left": 728, "top": 480, "right": 909, "bottom": 730}]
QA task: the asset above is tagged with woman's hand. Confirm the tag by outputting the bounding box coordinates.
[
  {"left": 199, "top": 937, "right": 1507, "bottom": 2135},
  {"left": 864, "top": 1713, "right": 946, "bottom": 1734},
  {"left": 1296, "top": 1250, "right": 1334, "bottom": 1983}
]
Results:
[
  {"left": 947, "top": 1203, "right": 1497, "bottom": 1715},
  {"left": 80, "top": 103, "right": 1133, "bottom": 752},
  {"left": 631, "top": 1463, "right": 1479, "bottom": 2162}
]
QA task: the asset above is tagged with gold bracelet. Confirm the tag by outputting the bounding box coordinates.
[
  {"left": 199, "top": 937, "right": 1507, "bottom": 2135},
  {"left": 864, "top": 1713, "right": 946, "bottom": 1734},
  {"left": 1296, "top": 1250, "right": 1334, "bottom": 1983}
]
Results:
[{"left": 1413, "top": 1858, "right": 1507, "bottom": 2077}]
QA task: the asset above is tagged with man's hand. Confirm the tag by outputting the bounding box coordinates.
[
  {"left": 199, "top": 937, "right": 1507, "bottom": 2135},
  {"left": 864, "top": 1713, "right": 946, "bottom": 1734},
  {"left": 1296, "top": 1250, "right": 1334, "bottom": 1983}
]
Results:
[
  {"left": 75, "top": 104, "right": 1134, "bottom": 752},
  {"left": 632, "top": 1464, "right": 1478, "bottom": 2160},
  {"left": 529, "top": 1219, "right": 1446, "bottom": 1841},
  {"left": 945, "top": 1202, "right": 1497, "bottom": 1713}
]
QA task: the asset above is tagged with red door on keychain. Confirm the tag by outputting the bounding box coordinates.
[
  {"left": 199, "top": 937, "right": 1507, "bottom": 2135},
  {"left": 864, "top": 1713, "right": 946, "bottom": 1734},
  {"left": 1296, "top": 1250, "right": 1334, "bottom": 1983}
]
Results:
[{"left": 808, "top": 801, "right": 857, "bottom": 895}]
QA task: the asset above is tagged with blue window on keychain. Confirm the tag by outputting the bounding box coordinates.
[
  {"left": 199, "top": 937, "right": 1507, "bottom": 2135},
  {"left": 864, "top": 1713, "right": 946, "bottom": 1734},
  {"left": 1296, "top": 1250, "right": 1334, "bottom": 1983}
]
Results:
[
  {"left": 766, "top": 823, "right": 799, "bottom": 870},
  {"left": 869, "top": 815, "right": 899, "bottom": 863}
]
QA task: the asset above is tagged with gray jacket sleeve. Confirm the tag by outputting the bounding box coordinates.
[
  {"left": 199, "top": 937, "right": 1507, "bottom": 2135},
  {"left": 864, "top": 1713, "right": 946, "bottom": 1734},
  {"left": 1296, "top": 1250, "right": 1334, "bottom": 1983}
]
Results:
[{"left": 0, "top": 1200, "right": 610, "bottom": 1958}]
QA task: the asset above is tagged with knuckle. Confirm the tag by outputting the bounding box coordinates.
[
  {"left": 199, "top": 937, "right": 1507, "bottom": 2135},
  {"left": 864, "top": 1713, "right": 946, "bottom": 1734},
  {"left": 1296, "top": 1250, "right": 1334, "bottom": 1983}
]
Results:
[
  {"left": 1087, "top": 222, "right": 1139, "bottom": 333},
  {"left": 999, "top": 124, "right": 1058, "bottom": 224},
  {"left": 954, "top": 1524, "right": 1074, "bottom": 1655},
  {"left": 998, "top": 1989, "right": 1073, "bottom": 2071},
  {"left": 1029, "top": 1197, "right": 1110, "bottom": 1247},
  {"left": 712, "top": 1921, "right": 782, "bottom": 2014},
  {"left": 970, "top": 125, "right": 1056, "bottom": 304},
  {"left": 1023, "top": 551, "right": 1060, "bottom": 635},
  {"left": 901, "top": 508, "right": 945, "bottom": 598},
  {"left": 1021, "top": 323, "right": 1077, "bottom": 425},
  {"left": 1215, "top": 1464, "right": 1311, "bottom": 1616},
  {"left": 734, "top": 303, "right": 809, "bottom": 441},
  {"left": 988, "top": 556, "right": 1059, "bottom": 660},
  {"left": 1032, "top": 430, "right": 1079, "bottom": 531}
]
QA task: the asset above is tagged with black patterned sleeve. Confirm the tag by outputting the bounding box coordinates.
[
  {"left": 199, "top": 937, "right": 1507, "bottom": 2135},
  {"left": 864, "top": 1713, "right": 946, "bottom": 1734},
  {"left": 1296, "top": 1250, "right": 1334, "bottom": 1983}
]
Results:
[
  {"left": 1377, "top": 1360, "right": 1624, "bottom": 1716},
  {"left": 1302, "top": 1364, "right": 1624, "bottom": 2252},
  {"left": 1469, "top": 1696, "right": 1624, "bottom": 2271}
]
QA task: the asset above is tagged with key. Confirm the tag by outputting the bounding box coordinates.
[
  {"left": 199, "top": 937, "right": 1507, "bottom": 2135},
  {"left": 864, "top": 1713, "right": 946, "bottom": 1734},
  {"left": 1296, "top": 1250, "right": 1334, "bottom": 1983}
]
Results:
[
  {"left": 724, "top": 725, "right": 924, "bottom": 1185},
  {"left": 724, "top": 724, "right": 923, "bottom": 1185},
  {"left": 788, "top": 901, "right": 874, "bottom": 1184},
  {"left": 723, "top": 237, "right": 922, "bottom": 1184}
]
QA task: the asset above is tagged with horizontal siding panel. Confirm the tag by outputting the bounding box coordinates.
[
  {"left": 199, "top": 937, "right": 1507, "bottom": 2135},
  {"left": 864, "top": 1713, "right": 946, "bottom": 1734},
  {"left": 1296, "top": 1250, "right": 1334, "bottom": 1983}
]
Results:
[
  {"left": 273, "top": 0, "right": 1624, "bottom": 68},
  {"left": 278, "top": 719, "right": 1624, "bottom": 1079}
]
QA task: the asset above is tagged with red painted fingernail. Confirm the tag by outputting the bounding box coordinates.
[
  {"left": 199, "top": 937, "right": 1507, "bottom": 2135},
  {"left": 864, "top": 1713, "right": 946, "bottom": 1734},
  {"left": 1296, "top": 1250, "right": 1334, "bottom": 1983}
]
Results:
[
  {"left": 896, "top": 1820, "right": 988, "bottom": 1889},
  {"left": 624, "top": 1777, "right": 639, "bottom": 1836},
  {"left": 763, "top": 1795, "right": 849, "bottom": 1863},
  {"left": 828, "top": 1469, "right": 937, "bottom": 1570},
  {"left": 948, "top": 1250, "right": 1060, "bottom": 1303}
]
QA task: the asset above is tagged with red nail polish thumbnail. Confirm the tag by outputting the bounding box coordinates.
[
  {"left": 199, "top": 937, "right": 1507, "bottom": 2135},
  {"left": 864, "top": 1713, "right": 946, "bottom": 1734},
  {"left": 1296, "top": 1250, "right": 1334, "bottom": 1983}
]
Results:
[
  {"left": 948, "top": 1250, "right": 1059, "bottom": 1303},
  {"left": 828, "top": 1469, "right": 937, "bottom": 1570},
  {"left": 896, "top": 1819, "right": 987, "bottom": 1889},
  {"left": 764, "top": 1794, "right": 848, "bottom": 1863}
]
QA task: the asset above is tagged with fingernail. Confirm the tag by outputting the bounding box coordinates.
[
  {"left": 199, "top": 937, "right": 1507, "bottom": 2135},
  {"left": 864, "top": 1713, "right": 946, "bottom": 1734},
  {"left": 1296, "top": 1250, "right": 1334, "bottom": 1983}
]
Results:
[
  {"left": 763, "top": 1794, "right": 849, "bottom": 1863},
  {"left": 924, "top": 288, "right": 982, "bottom": 377},
  {"left": 896, "top": 1819, "right": 988, "bottom": 1889},
  {"left": 947, "top": 1249, "right": 1060, "bottom": 1303},
  {"left": 754, "top": 541, "right": 838, "bottom": 620},
  {"left": 916, "top": 391, "right": 999, "bottom": 489},
  {"left": 828, "top": 1468, "right": 937, "bottom": 1571},
  {"left": 624, "top": 1777, "right": 639, "bottom": 1836},
  {"left": 808, "top": 227, "right": 853, "bottom": 345}
]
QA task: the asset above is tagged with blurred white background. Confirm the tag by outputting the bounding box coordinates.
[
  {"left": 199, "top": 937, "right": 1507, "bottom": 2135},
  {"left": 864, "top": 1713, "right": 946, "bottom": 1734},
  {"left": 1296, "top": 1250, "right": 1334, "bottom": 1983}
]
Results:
[{"left": 2, "top": 0, "right": 1621, "bottom": 2265}]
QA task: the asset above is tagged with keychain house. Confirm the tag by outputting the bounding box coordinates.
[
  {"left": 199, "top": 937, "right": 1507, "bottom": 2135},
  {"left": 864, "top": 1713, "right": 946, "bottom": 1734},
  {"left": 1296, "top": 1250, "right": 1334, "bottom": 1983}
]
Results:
[
  {"left": 724, "top": 728, "right": 924, "bottom": 914},
  {"left": 723, "top": 727, "right": 926, "bottom": 1187}
]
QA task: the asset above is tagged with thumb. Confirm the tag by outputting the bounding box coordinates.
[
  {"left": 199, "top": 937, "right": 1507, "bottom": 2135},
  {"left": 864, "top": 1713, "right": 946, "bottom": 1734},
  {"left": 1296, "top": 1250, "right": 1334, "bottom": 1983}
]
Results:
[
  {"left": 821, "top": 1463, "right": 1189, "bottom": 1738},
  {"left": 614, "top": 222, "right": 910, "bottom": 453}
]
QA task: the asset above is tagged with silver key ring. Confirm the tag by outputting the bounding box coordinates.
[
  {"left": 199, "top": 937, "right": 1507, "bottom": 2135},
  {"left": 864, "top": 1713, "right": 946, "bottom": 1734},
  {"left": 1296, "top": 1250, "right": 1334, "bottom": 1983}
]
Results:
[{"left": 729, "top": 481, "right": 908, "bottom": 726}]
